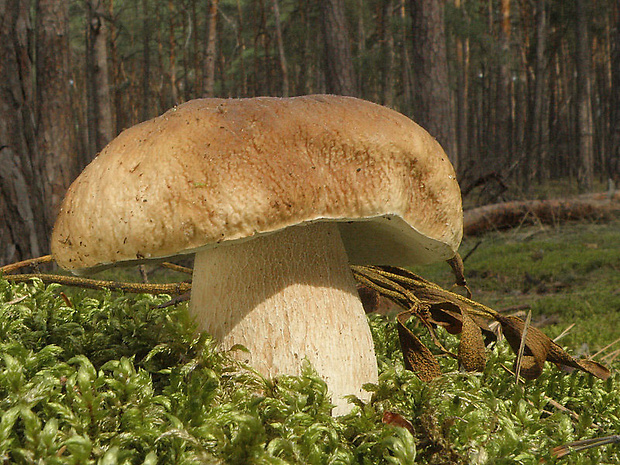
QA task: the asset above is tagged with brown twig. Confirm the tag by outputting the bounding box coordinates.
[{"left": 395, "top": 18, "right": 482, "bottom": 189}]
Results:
[
  {"left": 3, "top": 273, "right": 191, "bottom": 295},
  {"left": 552, "top": 435, "right": 620, "bottom": 458},
  {"left": 161, "top": 262, "right": 193, "bottom": 274},
  {"left": 591, "top": 336, "right": 620, "bottom": 360},
  {"left": 0, "top": 255, "right": 54, "bottom": 274},
  {"left": 514, "top": 310, "right": 532, "bottom": 384}
]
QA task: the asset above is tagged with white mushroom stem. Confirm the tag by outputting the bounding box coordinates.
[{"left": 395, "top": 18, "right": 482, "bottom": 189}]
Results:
[{"left": 190, "top": 222, "right": 378, "bottom": 415}]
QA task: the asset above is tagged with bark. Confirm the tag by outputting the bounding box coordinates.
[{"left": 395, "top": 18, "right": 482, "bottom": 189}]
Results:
[
  {"left": 141, "top": 0, "right": 151, "bottom": 120},
  {"left": 320, "top": 0, "right": 357, "bottom": 96},
  {"left": 454, "top": 0, "right": 469, "bottom": 173},
  {"left": 235, "top": 0, "right": 248, "bottom": 96},
  {"left": 409, "top": 0, "right": 457, "bottom": 168},
  {"left": 35, "top": 0, "right": 78, "bottom": 233},
  {"left": 168, "top": 0, "right": 178, "bottom": 105},
  {"left": 575, "top": 0, "right": 594, "bottom": 191},
  {"left": 107, "top": 0, "right": 124, "bottom": 134},
  {"left": 379, "top": 0, "right": 395, "bottom": 107},
  {"left": 496, "top": 0, "right": 512, "bottom": 172},
  {"left": 610, "top": 1, "right": 620, "bottom": 185},
  {"left": 524, "top": 0, "right": 548, "bottom": 185},
  {"left": 463, "top": 192, "right": 620, "bottom": 236},
  {"left": 398, "top": 0, "right": 413, "bottom": 113},
  {"left": 203, "top": 0, "right": 219, "bottom": 97},
  {"left": 0, "top": 0, "right": 47, "bottom": 265},
  {"left": 272, "top": 0, "right": 289, "bottom": 97},
  {"left": 85, "top": 0, "right": 113, "bottom": 159}
]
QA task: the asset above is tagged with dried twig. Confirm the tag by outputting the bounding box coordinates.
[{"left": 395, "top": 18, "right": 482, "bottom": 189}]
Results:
[
  {"left": 3, "top": 273, "right": 191, "bottom": 295},
  {"left": 552, "top": 435, "right": 620, "bottom": 458},
  {"left": 553, "top": 323, "right": 576, "bottom": 343},
  {"left": 161, "top": 262, "right": 193, "bottom": 274},
  {"left": 0, "top": 255, "right": 54, "bottom": 274},
  {"left": 514, "top": 310, "right": 532, "bottom": 384}
]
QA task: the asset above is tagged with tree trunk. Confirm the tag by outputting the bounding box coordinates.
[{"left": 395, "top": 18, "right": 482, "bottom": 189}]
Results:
[
  {"left": 575, "top": 0, "right": 594, "bottom": 191},
  {"left": 409, "top": 0, "right": 457, "bottom": 168},
  {"left": 35, "top": 0, "right": 78, "bottom": 234},
  {"left": 235, "top": 0, "right": 248, "bottom": 96},
  {"left": 168, "top": 0, "right": 178, "bottom": 106},
  {"left": 320, "top": 0, "right": 357, "bottom": 96},
  {"left": 0, "top": 0, "right": 47, "bottom": 265},
  {"left": 139, "top": 0, "right": 152, "bottom": 121},
  {"left": 203, "top": 0, "right": 219, "bottom": 97},
  {"left": 398, "top": 0, "right": 413, "bottom": 113},
  {"left": 454, "top": 0, "right": 469, "bottom": 174},
  {"left": 379, "top": 0, "right": 395, "bottom": 107},
  {"left": 85, "top": 0, "right": 113, "bottom": 160},
  {"left": 609, "top": 1, "right": 620, "bottom": 186},
  {"left": 272, "top": 0, "right": 289, "bottom": 97},
  {"left": 107, "top": 0, "right": 124, "bottom": 135},
  {"left": 496, "top": 0, "right": 512, "bottom": 174},
  {"left": 524, "top": 0, "right": 548, "bottom": 185}
]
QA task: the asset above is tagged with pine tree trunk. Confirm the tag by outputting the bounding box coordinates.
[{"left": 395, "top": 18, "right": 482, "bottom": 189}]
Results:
[
  {"left": 379, "top": 0, "right": 395, "bottom": 107},
  {"left": 35, "top": 0, "right": 78, "bottom": 234},
  {"left": 454, "top": 0, "right": 469, "bottom": 173},
  {"left": 85, "top": 0, "right": 113, "bottom": 160},
  {"left": 320, "top": 0, "right": 357, "bottom": 96},
  {"left": 0, "top": 0, "right": 46, "bottom": 264},
  {"left": 609, "top": 1, "right": 620, "bottom": 185},
  {"left": 524, "top": 0, "right": 548, "bottom": 185},
  {"left": 496, "top": 0, "right": 512, "bottom": 173},
  {"left": 203, "top": 0, "right": 219, "bottom": 97},
  {"left": 140, "top": 0, "right": 152, "bottom": 120},
  {"left": 575, "top": 0, "right": 594, "bottom": 191},
  {"left": 409, "top": 0, "right": 457, "bottom": 168},
  {"left": 272, "top": 0, "right": 289, "bottom": 97}
]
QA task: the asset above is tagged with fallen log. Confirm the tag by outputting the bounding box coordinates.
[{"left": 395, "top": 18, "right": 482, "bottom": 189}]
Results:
[{"left": 463, "top": 191, "right": 620, "bottom": 236}]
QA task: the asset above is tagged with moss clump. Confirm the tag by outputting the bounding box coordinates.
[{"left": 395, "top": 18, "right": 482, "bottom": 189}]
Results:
[{"left": 0, "top": 277, "right": 619, "bottom": 464}]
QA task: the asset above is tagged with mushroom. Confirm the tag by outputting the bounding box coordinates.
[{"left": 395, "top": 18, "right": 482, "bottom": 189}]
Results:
[{"left": 51, "top": 95, "right": 462, "bottom": 414}]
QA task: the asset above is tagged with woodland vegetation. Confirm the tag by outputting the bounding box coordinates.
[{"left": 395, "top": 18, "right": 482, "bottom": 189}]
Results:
[{"left": 1, "top": 0, "right": 620, "bottom": 265}]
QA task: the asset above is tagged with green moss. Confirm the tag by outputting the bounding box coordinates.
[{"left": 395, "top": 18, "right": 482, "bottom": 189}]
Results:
[{"left": 1, "top": 220, "right": 619, "bottom": 463}]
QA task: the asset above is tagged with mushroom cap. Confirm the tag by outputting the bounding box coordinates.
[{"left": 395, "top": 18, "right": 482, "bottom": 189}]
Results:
[{"left": 52, "top": 95, "right": 462, "bottom": 272}]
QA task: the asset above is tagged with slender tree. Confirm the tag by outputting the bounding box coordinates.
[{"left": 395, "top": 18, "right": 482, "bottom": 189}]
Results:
[
  {"left": 35, "top": 0, "right": 78, "bottom": 231},
  {"left": 496, "top": 0, "right": 513, "bottom": 172},
  {"left": 203, "top": 0, "right": 219, "bottom": 97},
  {"left": 85, "top": 0, "right": 113, "bottom": 159},
  {"left": 272, "top": 0, "right": 289, "bottom": 97},
  {"left": 409, "top": 0, "right": 457, "bottom": 168},
  {"left": 575, "top": 0, "right": 594, "bottom": 191},
  {"left": 0, "top": 0, "right": 46, "bottom": 265},
  {"left": 454, "top": 0, "right": 469, "bottom": 173},
  {"left": 529, "top": 0, "right": 548, "bottom": 183},
  {"left": 609, "top": 1, "right": 620, "bottom": 184},
  {"left": 141, "top": 0, "right": 152, "bottom": 120},
  {"left": 320, "top": 0, "right": 357, "bottom": 96}
]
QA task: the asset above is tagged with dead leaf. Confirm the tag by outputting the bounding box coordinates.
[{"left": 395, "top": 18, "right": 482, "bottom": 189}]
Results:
[
  {"left": 397, "top": 312, "right": 442, "bottom": 381},
  {"left": 497, "top": 315, "right": 550, "bottom": 379},
  {"left": 382, "top": 411, "right": 415, "bottom": 435},
  {"left": 458, "top": 311, "right": 487, "bottom": 372}
]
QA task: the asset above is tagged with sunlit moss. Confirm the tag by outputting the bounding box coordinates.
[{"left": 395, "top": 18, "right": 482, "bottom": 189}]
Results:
[{"left": 0, "top": 273, "right": 618, "bottom": 463}]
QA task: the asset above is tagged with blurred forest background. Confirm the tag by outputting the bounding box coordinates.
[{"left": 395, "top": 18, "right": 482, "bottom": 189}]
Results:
[{"left": 1, "top": 0, "right": 619, "bottom": 266}]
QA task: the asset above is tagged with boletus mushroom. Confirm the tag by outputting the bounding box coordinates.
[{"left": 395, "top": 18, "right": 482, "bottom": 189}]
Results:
[{"left": 51, "top": 95, "right": 462, "bottom": 414}]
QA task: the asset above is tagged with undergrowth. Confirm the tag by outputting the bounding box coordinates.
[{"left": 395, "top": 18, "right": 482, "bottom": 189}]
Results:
[{"left": 1, "top": 272, "right": 619, "bottom": 464}]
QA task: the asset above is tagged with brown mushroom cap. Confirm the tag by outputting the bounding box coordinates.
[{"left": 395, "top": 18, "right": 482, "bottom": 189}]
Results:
[{"left": 52, "top": 95, "right": 462, "bottom": 271}]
